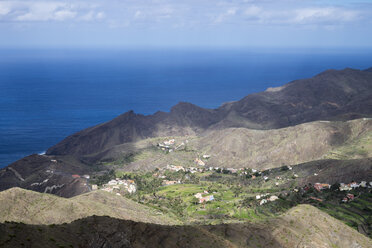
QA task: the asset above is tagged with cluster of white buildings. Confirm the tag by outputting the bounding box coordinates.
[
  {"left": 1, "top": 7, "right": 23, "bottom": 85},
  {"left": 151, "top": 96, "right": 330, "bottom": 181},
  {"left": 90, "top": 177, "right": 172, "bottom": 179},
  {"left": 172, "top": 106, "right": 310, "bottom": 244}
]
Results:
[
  {"left": 194, "top": 158, "right": 206, "bottom": 166},
  {"left": 339, "top": 181, "right": 372, "bottom": 191},
  {"left": 162, "top": 164, "right": 208, "bottom": 174},
  {"left": 162, "top": 180, "right": 181, "bottom": 186},
  {"left": 165, "top": 164, "right": 185, "bottom": 172},
  {"left": 158, "top": 139, "right": 187, "bottom": 152},
  {"left": 256, "top": 193, "right": 279, "bottom": 205},
  {"left": 100, "top": 178, "right": 137, "bottom": 194},
  {"left": 194, "top": 191, "right": 215, "bottom": 204},
  {"left": 158, "top": 139, "right": 176, "bottom": 152},
  {"left": 157, "top": 165, "right": 266, "bottom": 177}
]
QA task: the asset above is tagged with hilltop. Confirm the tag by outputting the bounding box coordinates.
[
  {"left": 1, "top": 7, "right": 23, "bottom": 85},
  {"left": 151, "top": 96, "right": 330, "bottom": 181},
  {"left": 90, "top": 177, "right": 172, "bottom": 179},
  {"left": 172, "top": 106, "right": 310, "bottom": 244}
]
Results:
[
  {"left": 0, "top": 204, "right": 370, "bottom": 248},
  {"left": 0, "top": 187, "right": 177, "bottom": 225}
]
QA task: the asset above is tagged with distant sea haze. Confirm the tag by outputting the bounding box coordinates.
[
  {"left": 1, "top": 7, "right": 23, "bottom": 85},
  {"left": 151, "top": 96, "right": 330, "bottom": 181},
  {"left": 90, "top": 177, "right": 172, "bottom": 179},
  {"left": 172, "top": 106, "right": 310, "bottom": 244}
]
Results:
[{"left": 1, "top": 48, "right": 372, "bottom": 168}]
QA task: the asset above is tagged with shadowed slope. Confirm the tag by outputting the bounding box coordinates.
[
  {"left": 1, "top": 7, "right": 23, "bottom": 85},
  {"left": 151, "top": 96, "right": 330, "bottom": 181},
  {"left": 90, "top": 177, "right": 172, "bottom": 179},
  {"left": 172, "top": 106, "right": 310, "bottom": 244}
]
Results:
[
  {"left": 0, "top": 204, "right": 370, "bottom": 248},
  {"left": 0, "top": 155, "right": 91, "bottom": 197}
]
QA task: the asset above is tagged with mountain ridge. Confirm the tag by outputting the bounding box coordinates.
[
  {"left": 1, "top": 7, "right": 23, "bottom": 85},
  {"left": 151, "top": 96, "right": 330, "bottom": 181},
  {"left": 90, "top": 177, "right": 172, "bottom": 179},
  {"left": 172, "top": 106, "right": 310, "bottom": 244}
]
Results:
[{"left": 46, "top": 67, "right": 372, "bottom": 158}]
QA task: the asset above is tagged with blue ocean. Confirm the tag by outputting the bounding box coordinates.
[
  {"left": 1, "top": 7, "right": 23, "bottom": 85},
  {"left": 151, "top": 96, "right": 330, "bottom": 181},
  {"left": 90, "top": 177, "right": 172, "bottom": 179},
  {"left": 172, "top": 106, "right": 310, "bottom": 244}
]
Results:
[{"left": 1, "top": 48, "right": 372, "bottom": 168}]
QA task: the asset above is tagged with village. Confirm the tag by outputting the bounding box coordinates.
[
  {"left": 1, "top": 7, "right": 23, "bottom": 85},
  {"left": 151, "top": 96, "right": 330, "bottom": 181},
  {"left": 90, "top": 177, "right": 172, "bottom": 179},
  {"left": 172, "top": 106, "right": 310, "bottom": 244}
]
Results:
[
  {"left": 91, "top": 152, "right": 372, "bottom": 210},
  {"left": 83, "top": 139, "right": 371, "bottom": 229},
  {"left": 98, "top": 178, "right": 137, "bottom": 195},
  {"left": 149, "top": 159, "right": 372, "bottom": 205}
]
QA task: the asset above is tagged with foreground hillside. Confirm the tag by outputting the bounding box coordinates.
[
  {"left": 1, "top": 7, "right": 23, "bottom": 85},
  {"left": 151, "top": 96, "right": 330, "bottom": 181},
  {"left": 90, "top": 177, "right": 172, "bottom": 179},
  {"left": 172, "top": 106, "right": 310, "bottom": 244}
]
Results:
[
  {"left": 0, "top": 205, "right": 370, "bottom": 248},
  {"left": 0, "top": 188, "right": 177, "bottom": 225}
]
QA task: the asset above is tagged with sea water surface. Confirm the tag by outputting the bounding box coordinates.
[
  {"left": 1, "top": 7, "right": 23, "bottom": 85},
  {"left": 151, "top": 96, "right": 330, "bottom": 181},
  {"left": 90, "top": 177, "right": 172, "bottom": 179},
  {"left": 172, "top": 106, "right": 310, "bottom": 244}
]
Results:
[{"left": 1, "top": 48, "right": 372, "bottom": 168}]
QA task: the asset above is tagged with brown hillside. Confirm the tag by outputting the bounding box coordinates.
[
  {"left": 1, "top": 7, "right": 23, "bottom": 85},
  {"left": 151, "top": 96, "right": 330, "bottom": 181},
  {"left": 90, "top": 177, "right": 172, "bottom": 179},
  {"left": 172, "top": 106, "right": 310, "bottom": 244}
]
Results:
[
  {"left": 194, "top": 119, "right": 372, "bottom": 169},
  {"left": 91, "top": 119, "right": 372, "bottom": 171},
  {"left": 0, "top": 188, "right": 177, "bottom": 225}
]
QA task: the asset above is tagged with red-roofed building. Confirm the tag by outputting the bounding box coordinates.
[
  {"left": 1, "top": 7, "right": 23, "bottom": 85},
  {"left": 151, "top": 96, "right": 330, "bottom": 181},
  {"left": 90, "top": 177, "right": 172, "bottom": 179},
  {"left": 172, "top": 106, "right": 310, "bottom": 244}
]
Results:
[
  {"left": 342, "top": 194, "right": 355, "bottom": 203},
  {"left": 72, "top": 174, "right": 80, "bottom": 178},
  {"left": 314, "top": 183, "right": 330, "bottom": 191},
  {"left": 309, "top": 196, "right": 323, "bottom": 202},
  {"left": 346, "top": 194, "right": 354, "bottom": 201}
]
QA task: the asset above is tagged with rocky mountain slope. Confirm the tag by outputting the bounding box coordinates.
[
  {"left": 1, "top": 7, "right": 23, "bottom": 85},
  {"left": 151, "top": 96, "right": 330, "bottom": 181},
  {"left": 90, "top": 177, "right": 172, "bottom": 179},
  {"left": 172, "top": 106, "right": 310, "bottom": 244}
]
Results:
[
  {"left": 0, "top": 204, "right": 370, "bottom": 248},
  {"left": 0, "top": 188, "right": 177, "bottom": 225},
  {"left": 284, "top": 158, "right": 372, "bottom": 187},
  {"left": 90, "top": 118, "right": 372, "bottom": 171},
  {"left": 0, "top": 154, "right": 93, "bottom": 197},
  {"left": 46, "top": 68, "right": 372, "bottom": 158},
  {"left": 195, "top": 118, "right": 372, "bottom": 169}
]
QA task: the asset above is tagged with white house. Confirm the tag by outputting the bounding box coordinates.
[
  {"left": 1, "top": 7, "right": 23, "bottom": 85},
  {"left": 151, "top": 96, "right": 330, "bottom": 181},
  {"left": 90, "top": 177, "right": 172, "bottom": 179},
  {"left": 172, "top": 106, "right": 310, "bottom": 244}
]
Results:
[{"left": 260, "top": 199, "right": 268, "bottom": 205}]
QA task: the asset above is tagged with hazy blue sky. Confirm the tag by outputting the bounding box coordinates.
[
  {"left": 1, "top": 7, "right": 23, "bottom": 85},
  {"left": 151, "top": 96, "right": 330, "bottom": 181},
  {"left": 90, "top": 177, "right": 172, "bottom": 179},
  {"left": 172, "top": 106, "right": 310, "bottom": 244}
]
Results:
[{"left": 1, "top": 0, "right": 372, "bottom": 48}]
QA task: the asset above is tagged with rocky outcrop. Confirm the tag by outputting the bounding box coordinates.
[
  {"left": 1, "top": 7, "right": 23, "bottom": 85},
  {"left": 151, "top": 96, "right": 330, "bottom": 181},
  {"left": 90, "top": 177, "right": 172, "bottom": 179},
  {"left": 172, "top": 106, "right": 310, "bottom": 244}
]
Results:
[{"left": 0, "top": 154, "right": 91, "bottom": 197}]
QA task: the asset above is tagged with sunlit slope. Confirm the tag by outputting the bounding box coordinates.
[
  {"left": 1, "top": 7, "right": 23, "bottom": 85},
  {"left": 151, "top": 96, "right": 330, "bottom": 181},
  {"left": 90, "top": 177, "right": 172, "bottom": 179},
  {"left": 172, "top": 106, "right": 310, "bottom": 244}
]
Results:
[
  {"left": 195, "top": 118, "right": 372, "bottom": 169},
  {"left": 98, "top": 118, "right": 372, "bottom": 171}
]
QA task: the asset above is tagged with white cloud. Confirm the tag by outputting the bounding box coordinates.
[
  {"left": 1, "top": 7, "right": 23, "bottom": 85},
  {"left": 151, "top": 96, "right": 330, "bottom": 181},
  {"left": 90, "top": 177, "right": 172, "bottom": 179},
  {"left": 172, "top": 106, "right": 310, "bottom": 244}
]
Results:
[
  {"left": 227, "top": 8, "right": 237, "bottom": 15},
  {"left": 0, "top": 1, "right": 105, "bottom": 22},
  {"left": 0, "top": 0, "right": 367, "bottom": 29},
  {"left": 15, "top": 2, "right": 65, "bottom": 21},
  {"left": 239, "top": 4, "right": 360, "bottom": 26},
  {"left": 244, "top": 5, "right": 261, "bottom": 17},
  {"left": 158, "top": 6, "right": 173, "bottom": 18},
  {"left": 293, "top": 8, "right": 358, "bottom": 24},
  {"left": 134, "top": 10, "right": 142, "bottom": 18},
  {"left": 0, "top": 3, "right": 11, "bottom": 16},
  {"left": 80, "top": 10, "right": 105, "bottom": 21},
  {"left": 214, "top": 7, "right": 238, "bottom": 23},
  {"left": 53, "top": 9, "right": 77, "bottom": 21},
  {"left": 96, "top": 11, "right": 105, "bottom": 19}
]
